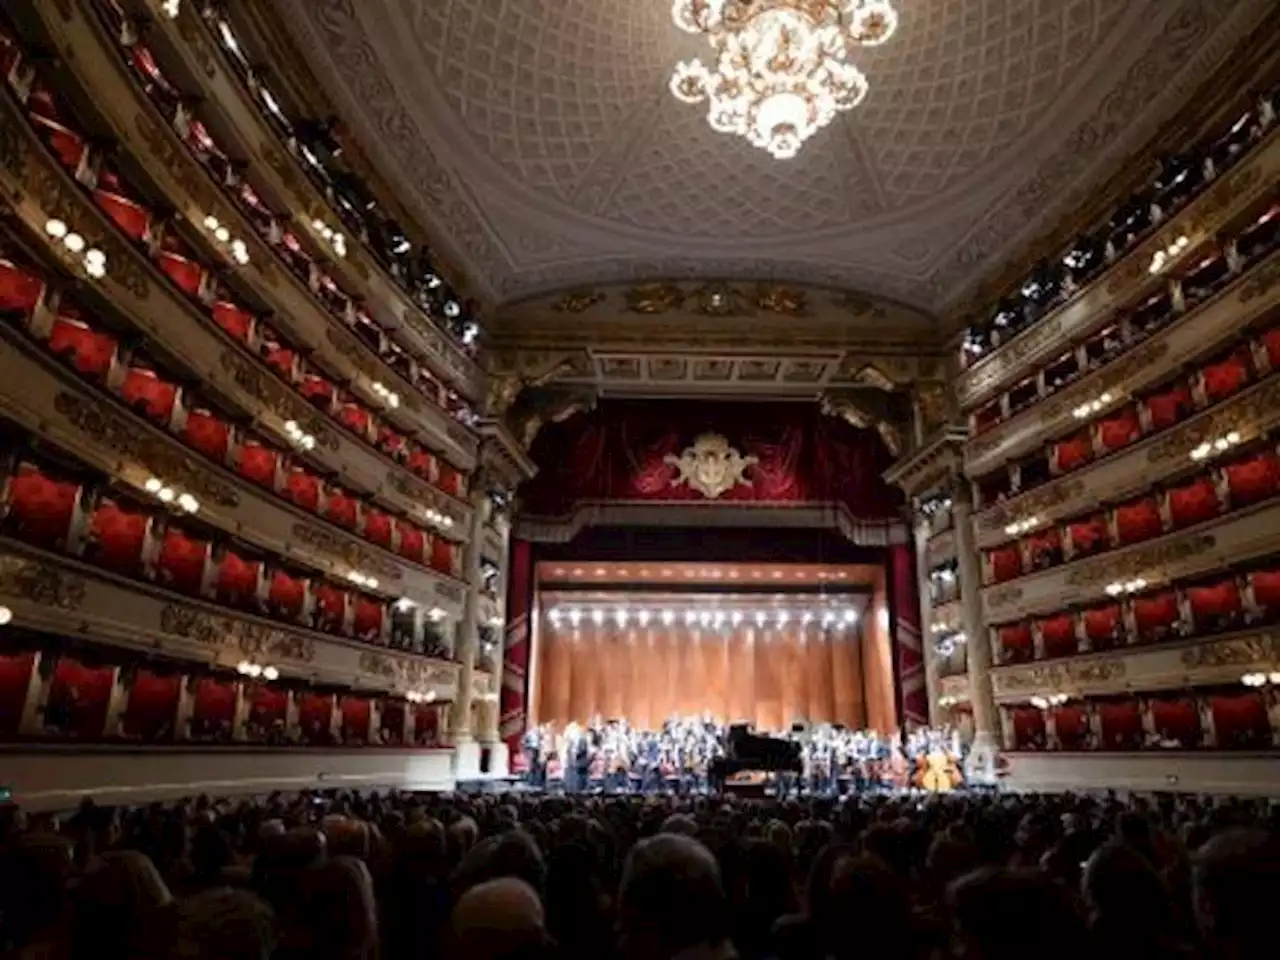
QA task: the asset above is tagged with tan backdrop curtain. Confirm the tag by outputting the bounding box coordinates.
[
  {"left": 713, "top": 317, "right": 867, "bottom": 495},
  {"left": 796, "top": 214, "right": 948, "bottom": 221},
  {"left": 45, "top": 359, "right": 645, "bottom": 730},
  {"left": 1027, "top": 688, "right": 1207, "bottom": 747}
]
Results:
[{"left": 535, "top": 623, "right": 866, "bottom": 731}]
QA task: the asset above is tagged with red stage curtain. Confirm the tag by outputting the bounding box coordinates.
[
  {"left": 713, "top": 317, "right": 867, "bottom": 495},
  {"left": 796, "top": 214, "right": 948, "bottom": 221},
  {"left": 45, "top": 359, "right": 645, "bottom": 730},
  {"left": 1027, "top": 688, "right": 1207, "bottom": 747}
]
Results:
[
  {"left": 891, "top": 543, "right": 927, "bottom": 726},
  {"left": 522, "top": 399, "right": 901, "bottom": 521},
  {"left": 0, "top": 652, "right": 35, "bottom": 737},
  {"left": 121, "top": 669, "right": 179, "bottom": 741}
]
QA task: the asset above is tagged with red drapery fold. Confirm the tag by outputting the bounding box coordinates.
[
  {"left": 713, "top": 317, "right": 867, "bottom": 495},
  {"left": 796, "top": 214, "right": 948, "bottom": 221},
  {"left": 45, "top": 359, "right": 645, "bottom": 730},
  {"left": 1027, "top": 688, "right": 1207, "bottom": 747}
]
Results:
[
  {"left": 502, "top": 539, "right": 533, "bottom": 754},
  {"left": 891, "top": 543, "right": 926, "bottom": 727}
]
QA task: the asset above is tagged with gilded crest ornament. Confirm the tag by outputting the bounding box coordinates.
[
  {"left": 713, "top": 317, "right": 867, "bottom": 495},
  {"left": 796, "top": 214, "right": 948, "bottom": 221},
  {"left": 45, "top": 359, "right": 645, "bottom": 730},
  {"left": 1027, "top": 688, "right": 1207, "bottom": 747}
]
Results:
[
  {"left": 664, "top": 433, "right": 757, "bottom": 499},
  {"left": 551, "top": 290, "right": 605, "bottom": 314},
  {"left": 625, "top": 282, "right": 685, "bottom": 314}
]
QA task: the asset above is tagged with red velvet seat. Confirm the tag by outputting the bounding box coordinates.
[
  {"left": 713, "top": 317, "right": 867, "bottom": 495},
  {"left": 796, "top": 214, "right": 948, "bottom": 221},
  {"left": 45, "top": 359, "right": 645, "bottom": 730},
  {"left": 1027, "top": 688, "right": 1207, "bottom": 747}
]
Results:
[
  {"left": 48, "top": 316, "right": 117, "bottom": 381},
  {"left": 431, "top": 537, "right": 456, "bottom": 577},
  {"left": 438, "top": 464, "right": 464, "bottom": 498},
  {"left": 0, "top": 259, "right": 45, "bottom": 315},
  {"left": 120, "top": 366, "right": 179, "bottom": 423},
  {"left": 183, "top": 409, "right": 232, "bottom": 463},
  {"left": 337, "top": 400, "right": 373, "bottom": 440},
  {"left": 407, "top": 448, "right": 437, "bottom": 482},
  {"left": 4, "top": 463, "right": 81, "bottom": 549},
  {"left": 84, "top": 498, "right": 150, "bottom": 577},
  {"left": 1199, "top": 349, "right": 1253, "bottom": 405},
  {"left": 28, "top": 112, "right": 87, "bottom": 173},
  {"left": 997, "top": 623, "right": 1033, "bottom": 663},
  {"left": 395, "top": 521, "right": 426, "bottom": 563},
  {"left": 1186, "top": 578, "right": 1242, "bottom": 631},
  {"left": 1167, "top": 476, "right": 1222, "bottom": 529},
  {"left": 155, "top": 526, "right": 210, "bottom": 596},
  {"left": 300, "top": 374, "right": 335, "bottom": 410},
  {"left": 377, "top": 427, "right": 407, "bottom": 461}
]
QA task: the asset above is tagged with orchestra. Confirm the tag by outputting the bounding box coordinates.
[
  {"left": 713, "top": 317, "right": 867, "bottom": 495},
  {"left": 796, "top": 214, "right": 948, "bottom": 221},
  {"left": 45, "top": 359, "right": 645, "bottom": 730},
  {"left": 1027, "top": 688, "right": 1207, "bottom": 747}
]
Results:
[{"left": 519, "top": 715, "right": 968, "bottom": 795}]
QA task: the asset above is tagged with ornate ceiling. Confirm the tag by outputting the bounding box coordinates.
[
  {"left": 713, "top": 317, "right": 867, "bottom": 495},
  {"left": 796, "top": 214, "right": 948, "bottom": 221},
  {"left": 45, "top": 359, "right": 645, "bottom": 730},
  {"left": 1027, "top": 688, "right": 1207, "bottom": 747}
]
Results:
[{"left": 276, "top": 0, "right": 1267, "bottom": 312}]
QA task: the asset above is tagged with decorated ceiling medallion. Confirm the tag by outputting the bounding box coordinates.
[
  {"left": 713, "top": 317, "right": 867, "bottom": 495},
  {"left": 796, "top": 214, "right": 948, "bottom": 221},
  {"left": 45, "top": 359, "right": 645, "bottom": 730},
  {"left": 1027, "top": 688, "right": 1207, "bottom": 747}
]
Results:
[
  {"left": 670, "top": 0, "right": 899, "bottom": 159},
  {"left": 665, "top": 433, "right": 759, "bottom": 499}
]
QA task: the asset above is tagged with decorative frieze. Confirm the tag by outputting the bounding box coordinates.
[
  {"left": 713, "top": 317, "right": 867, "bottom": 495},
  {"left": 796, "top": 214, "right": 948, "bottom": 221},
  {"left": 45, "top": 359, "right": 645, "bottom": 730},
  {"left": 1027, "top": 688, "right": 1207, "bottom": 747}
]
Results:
[
  {"left": 289, "top": 524, "right": 402, "bottom": 583},
  {"left": 218, "top": 350, "right": 340, "bottom": 451},
  {"left": 0, "top": 554, "right": 86, "bottom": 610},
  {"left": 1063, "top": 534, "right": 1217, "bottom": 589},
  {"left": 159, "top": 605, "right": 317, "bottom": 664},
  {"left": 991, "top": 658, "right": 1127, "bottom": 696}
]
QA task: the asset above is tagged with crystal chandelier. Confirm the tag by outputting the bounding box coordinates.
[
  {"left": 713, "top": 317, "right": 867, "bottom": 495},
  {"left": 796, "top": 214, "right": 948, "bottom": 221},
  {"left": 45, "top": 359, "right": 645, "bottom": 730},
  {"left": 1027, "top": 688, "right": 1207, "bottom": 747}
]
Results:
[{"left": 670, "top": 0, "right": 899, "bottom": 159}]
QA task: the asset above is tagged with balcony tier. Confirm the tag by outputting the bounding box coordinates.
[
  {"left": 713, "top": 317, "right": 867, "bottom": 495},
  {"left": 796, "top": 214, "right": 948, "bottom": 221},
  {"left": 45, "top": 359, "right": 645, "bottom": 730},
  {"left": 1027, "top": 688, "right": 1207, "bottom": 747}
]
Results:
[
  {"left": 77, "top": 0, "right": 483, "bottom": 401},
  {"left": 980, "top": 499, "right": 1280, "bottom": 623},
  {"left": 965, "top": 247, "right": 1280, "bottom": 477},
  {"left": 0, "top": 335, "right": 467, "bottom": 613},
  {"left": 0, "top": 98, "right": 472, "bottom": 535},
  {"left": 956, "top": 127, "right": 1280, "bottom": 413}
]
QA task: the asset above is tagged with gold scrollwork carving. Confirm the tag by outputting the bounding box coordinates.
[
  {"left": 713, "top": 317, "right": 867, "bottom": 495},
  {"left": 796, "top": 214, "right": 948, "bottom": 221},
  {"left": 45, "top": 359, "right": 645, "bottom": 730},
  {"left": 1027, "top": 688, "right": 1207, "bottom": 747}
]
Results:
[
  {"left": 1180, "top": 632, "right": 1279, "bottom": 669},
  {"left": 992, "top": 657, "right": 1126, "bottom": 695},
  {"left": 551, "top": 290, "right": 605, "bottom": 314},
  {"left": 358, "top": 651, "right": 454, "bottom": 689},
  {"left": 0, "top": 554, "right": 86, "bottom": 610},
  {"left": 980, "top": 480, "right": 1086, "bottom": 533},
  {"left": 1146, "top": 379, "right": 1280, "bottom": 463},
  {"left": 1064, "top": 534, "right": 1216, "bottom": 589},
  {"left": 159, "top": 604, "right": 316, "bottom": 662},
  {"left": 289, "top": 523, "right": 401, "bottom": 582},
  {"left": 1238, "top": 256, "right": 1280, "bottom": 305},
  {"left": 753, "top": 284, "right": 808, "bottom": 318},
  {"left": 218, "top": 350, "right": 339, "bottom": 450},
  {"left": 986, "top": 585, "right": 1024, "bottom": 610},
  {"left": 54, "top": 392, "right": 239, "bottom": 507},
  {"left": 624, "top": 283, "right": 685, "bottom": 314},
  {"left": 1039, "top": 341, "right": 1170, "bottom": 424}
]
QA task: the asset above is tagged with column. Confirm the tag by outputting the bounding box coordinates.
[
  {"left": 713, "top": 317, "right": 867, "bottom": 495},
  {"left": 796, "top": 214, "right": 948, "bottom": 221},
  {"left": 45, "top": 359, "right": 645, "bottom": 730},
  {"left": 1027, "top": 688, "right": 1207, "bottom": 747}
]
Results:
[
  {"left": 448, "top": 487, "right": 489, "bottom": 779},
  {"left": 477, "top": 505, "right": 511, "bottom": 775},
  {"left": 914, "top": 517, "right": 941, "bottom": 727},
  {"left": 175, "top": 674, "right": 196, "bottom": 741},
  {"left": 952, "top": 492, "right": 1000, "bottom": 780},
  {"left": 104, "top": 667, "right": 128, "bottom": 738}
]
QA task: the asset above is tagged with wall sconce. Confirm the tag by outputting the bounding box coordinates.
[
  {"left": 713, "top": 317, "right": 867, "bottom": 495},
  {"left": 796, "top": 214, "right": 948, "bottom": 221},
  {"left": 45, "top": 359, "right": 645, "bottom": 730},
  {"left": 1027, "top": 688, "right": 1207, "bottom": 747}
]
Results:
[
  {"left": 1105, "top": 578, "right": 1148, "bottom": 597},
  {"left": 1241, "top": 671, "right": 1280, "bottom": 687},
  {"left": 236, "top": 660, "right": 279, "bottom": 681},
  {"left": 1030, "top": 692, "right": 1070, "bottom": 709},
  {"left": 406, "top": 689, "right": 437, "bottom": 704},
  {"left": 1148, "top": 234, "right": 1190, "bottom": 275},
  {"left": 1004, "top": 516, "right": 1042, "bottom": 537},
  {"left": 346, "top": 570, "right": 379, "bottom": 590},
  {"left": 1072, "top": 392, "right": 1115, "bottom": 420},
  {"left": 45, "top": 219, "right": 107, "bottom": 279},
  {"left": 1190, "top": 430, "right": 1241, "bottom": 462},
  {"left": 311, "top": 219, "right": 348, "bottom": 258},
  {"left": 202, "top": 215, "right": 250, "bottom": 265},
  {"left": 143, "top": 476, "right": 199, "bottom": 513},
  {"left": 371, "top": 381, "right": 401, "bottom": 409}
]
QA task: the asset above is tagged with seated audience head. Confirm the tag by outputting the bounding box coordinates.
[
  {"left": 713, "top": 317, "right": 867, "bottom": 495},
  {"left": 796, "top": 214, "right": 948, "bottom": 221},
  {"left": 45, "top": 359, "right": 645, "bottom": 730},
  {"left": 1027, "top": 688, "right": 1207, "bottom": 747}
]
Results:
[
  {"left": 619, "top": 833, "right": 732, "bottom": 960},
  {"left": 1192, "top": 828, "right": 1280, "bottom": 960},
  {"left": 949, "top": 867, "right": 1087, "bottom": 960},
  {"left": 450, "top": 876, "right": 549, "bottom": 960}
]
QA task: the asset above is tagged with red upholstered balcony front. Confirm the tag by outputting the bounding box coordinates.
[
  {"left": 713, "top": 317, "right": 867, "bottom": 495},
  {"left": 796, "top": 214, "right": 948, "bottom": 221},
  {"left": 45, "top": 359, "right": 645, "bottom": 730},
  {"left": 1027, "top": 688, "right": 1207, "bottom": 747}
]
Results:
[
  {"left": 362, "top": 508, "right": 393, "bottom": 550},
  {"left": 1224, "top": 452, "right": 1280, "bottom": 506},
  {"left": 314, "top": 582, "right": 350, "bottom": 635},
  {"left": 395, "top": 521, "right": 425, "bottom": 563},
  {"left": 4, "top": 463, "right": 81, "bottom": 550},
  {"left": 120, "top": 366, "right": 179, "bottom": 424},
  {"left": 1132, "top": 589, "right": 1182, "bottom": 644},
  {"left": 298, "top": 692, "right": 334, "bottom": 743},
  {"left": 266, "top": 569, "right": 307, "bottom": 622},
  {"left": 155, "top": 250, "right": 207, "bottom": 299},
  {"left": 212, "top": 301, "right": 255, "bottom": 344},
  {"left": 1149, "top": 695, "right": 1201, "bottom": 748},
  {"left": 183, "top": 409, "right": 232, "bottom": 463},
  {"left": 1082, "top": 601, "right": 1124, "bottom": 650},
  {"left": 1067, "top": 515, "right": 1110, "bottom": 560},
  {"left": 324, "top": 491, "right": 358, "bottom": 531},
  {"left": 1210, "top": 690, "right": 1272, "bottom": 748},
  {"left": 155, "top": 526, "right": 211, "bottom": 596},
  {"left": 44, "top": 657, "right": 113, "bottom": 739},
  {"left": 1198, "top": 348, "right": 1254, "bottom": 406},
  {"left": 1167, "top": 476, "right": 1223, "bottom": 530},
  {"left": 121, "top": 669, "right": 180, "bottom": 740},
  {"left": 214, "top": 548, "right": 261, "bottom": 609},
  {"left": 234, "top": 442, "right": 280, "bottom": 490},
  {"left": 353, "top": 595, "right": 385, "bottom": 643},
  {"left": 1143, "top": 384, "right": 1194, "bottom": 433},
  {"left": 93, "top": 188, "right": 151, "bottom": 243},
  {"left": 0, "top": 259, "right": 45, "bottom": 315},
  {"left": 998, "top": 622, "right": 1034, "bottom": 664},
  {"left": 1185, "top": 578, "right": 1243, "bottom": 632},
  {"left": 1036, "top": 613, "right": 1077, "bottom": 658},
  {"left": 1098, "top": 699, "right": 1143, "bottom": 750},
  {"left": 48, "top": 316, "right": 117, "bottom": 382},
  {"left": 1095, "top": 405, "right": 1142, "bottom": 454},
  {"left": 1114, "top": 497, "right": 1164, "bottom": 546},
  {"left": 1053, "top": 704, "right": 1090, "bottom": 750},
  {"left": 282, "top": 468, "right": 322, "bottom": 512},
  {"left": 84, "top": 498, "right": 150, "bottom": 577}
]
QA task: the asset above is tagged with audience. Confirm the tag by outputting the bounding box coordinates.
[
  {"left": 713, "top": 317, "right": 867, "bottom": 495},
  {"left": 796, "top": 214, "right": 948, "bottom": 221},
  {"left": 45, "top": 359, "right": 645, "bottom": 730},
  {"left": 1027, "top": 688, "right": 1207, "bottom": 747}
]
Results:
[{"left": 0, "top": 788, "right": 1277, "bottom": 960}]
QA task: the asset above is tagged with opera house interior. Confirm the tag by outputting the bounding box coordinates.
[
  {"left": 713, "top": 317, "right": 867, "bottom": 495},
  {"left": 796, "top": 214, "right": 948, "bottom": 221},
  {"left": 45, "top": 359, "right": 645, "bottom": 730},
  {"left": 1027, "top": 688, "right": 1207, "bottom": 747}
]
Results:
[{"left": 0, "top": 1, "right": 1279, "bottom": 957}]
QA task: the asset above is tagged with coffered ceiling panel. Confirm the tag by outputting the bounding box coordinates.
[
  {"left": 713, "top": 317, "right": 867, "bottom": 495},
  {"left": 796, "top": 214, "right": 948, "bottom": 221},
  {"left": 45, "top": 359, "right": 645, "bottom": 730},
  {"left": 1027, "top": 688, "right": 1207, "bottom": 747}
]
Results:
[{"left": 276, "top": 0, "right": 1268, "bottom": 310}]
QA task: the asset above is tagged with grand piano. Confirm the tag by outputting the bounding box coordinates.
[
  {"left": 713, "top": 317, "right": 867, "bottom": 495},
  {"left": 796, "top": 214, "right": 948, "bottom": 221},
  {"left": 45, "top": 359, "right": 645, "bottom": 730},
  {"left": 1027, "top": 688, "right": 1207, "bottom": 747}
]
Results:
[{"left": 709, "top": 724, "right": 802, "bottom": 791}]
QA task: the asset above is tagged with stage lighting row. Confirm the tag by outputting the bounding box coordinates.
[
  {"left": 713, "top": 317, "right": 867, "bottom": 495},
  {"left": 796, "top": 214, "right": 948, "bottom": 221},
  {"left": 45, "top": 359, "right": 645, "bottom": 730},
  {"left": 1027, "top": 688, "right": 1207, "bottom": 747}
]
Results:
[{"left": 544, "top": 607, "right": 862, "bottom": 631}]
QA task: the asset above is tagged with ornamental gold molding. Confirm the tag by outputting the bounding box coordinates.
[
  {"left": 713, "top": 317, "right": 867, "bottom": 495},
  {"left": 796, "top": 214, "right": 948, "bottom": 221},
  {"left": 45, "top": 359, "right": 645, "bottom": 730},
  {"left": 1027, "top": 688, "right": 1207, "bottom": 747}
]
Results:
[
  {"left": 1063, "top": 533, "right": 1217, "bottom": 589},
  {"left": 1181, "top": 632, "right": 1280, "bottom": 669},
  {"left": 357, "top": 651, "right": 456, "bottom": 691},
  {"left": 991, "top": 658, "right": 1126, "bottom": 696},
  {"left": 54, "top": 393, "right": 240, "bottom": 508},
  {"left": 289, "top": 523, "right": 403, "bottom": 583},
  {"left": 985, "top": 585, "right": 1025, "bottom": 612},
  {"left": 0, "top": 554, "right": 87, "bottom": 610},
  {"left": 1038, "top": 340, "right": 1171, "bottom": 424},
  {"left": 664, "top": 434, "right": 758, "bottom": 499},
  {"left": 159, "top": 604, "right": 318, "bottom": 664},
  {"left": 552, "top": 290, "right": 606, "bottom": 314},
  {"left": 979, "top": 480, "right": 1087, "bottom": 535},
  {"left": 1147, "top": 376, "right": 1280, "bottom": 464},
  {"left": 217, "top": 350, "right": 340, "bottom": 451}
]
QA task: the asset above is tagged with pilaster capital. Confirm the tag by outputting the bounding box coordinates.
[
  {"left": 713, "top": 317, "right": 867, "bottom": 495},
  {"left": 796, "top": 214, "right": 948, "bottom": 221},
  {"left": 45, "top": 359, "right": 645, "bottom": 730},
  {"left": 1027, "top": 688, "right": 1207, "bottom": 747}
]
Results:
[{"left": 882, "top": 426, "right": 968, "bottom": 502}]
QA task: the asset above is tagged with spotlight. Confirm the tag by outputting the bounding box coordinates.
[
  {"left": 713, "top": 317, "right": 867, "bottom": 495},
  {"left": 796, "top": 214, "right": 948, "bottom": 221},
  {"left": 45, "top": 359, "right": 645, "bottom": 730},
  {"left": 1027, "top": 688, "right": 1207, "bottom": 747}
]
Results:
[{"left": 661, "top": 610, "right": 674, "bottom": 626}]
